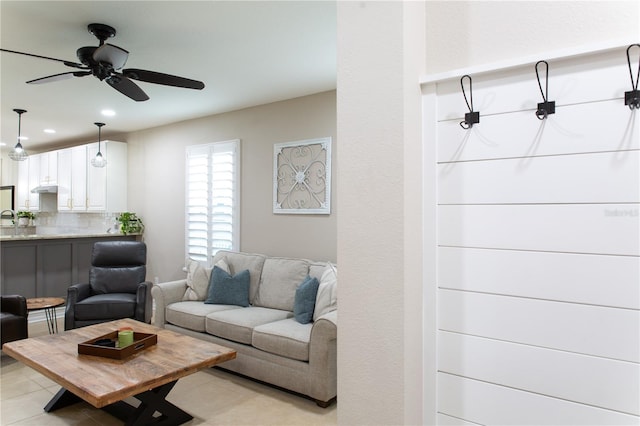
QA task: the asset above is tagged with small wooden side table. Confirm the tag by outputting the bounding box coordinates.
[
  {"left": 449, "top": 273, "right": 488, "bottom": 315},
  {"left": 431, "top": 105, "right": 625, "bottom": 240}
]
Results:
[{"left": 26, "top": 297, "right": 65, "bottom": 334}]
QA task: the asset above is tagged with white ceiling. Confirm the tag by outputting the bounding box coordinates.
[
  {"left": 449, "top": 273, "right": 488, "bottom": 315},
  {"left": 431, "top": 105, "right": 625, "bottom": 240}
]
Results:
[{"left": 0, "top": 1, "right": 336, "bottom": 152}]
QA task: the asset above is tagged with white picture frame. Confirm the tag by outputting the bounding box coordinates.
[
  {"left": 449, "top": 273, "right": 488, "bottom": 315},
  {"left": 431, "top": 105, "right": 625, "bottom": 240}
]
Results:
[{"left": 273, "top": 137, "right": 331, "bottom": 214}]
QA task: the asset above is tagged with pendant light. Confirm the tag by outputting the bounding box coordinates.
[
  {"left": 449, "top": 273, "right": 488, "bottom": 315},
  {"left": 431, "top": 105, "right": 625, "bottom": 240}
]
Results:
[
  {"left": 91, "top": 122, "right": 107, "bottom": 168},
  {"left": 8, "top": 109, "right": 28, "bottom": 161}
]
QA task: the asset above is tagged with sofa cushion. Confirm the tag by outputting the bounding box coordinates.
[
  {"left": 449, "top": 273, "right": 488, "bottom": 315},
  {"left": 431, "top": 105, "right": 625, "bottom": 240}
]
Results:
[
  {"left": 205, "top": 307, "right": 292, "bottom": 344},
  {"left": 182, "top": 258, "right": 227, "bottom": 301},
  {"left": 313, "top": 264, "right": 337, "bottom": 321},
  {"left": 309, "top": 261, "right": 328, "bottom": 282},
  {"left": 293, "top": 276, "right": 319, "bottom": 324},
  {"left": 205, "top": 267, "right": 250, "bottom": 307},
  {"left": 253, "top": 257, "right": 309, "bottom": 311},
  {"left": 74, "top": 293, "right": 135, "bottom": 320},
  {"left": 252, "top": 318, "right": 313, "bottom": 362},
  {"left": 213, "top": 251, "right": 266, "bottom": 305},
  {"left": 90, "top": 242, "right": 146, "bottom": 294},
  {"left": 166, "top": 301, "right": 241, "bottom": 332},
  {"left": 90, "top": 267, "right": 145, "bottom": 295}
]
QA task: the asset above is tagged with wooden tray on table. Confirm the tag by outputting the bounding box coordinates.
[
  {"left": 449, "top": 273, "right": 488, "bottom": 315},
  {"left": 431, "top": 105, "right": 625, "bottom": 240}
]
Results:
[{"left": 78, "top": 331, "right": 157, "bottom": 360}]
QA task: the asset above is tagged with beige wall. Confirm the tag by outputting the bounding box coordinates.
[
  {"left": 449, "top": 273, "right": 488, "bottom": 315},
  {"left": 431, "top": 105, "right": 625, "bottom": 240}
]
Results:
[
  {"left": 337, "top": 2, "right": 426, "bottom": 425},
  {"left": 336, "top": 1, "right": 636, "bottom": 425},
  {"left": 125, "top": 90, "right": 336, "bottom": 283}
]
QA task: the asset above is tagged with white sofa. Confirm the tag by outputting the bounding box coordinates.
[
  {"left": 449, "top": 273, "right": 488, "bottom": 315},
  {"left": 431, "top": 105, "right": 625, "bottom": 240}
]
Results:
[{"left": 151, "top": 250, "right": 337, "bottom": 406}]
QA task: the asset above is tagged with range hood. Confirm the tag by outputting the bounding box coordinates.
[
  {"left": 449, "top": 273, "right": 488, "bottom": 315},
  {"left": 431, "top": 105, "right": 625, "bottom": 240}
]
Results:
[{"left": 31, "top": 185, "right": 58, "bottom": 193}]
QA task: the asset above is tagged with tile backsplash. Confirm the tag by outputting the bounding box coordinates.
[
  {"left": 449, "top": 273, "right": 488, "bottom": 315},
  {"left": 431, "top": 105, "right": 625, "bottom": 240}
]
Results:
[{"left": 35, "top": 212, "right": 121, "bottom": 235}]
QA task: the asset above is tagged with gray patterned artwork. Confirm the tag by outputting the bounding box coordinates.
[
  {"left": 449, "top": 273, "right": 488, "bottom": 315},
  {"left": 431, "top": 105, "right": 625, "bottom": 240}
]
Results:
[{"left": 273, "top": 137, "right": 331, "bottom": 214}]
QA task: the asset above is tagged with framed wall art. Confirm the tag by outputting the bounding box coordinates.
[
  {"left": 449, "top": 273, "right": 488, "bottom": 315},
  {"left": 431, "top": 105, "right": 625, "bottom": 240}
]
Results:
[{"left": 273, "top": 137, "right": 331, "bottom": 214}]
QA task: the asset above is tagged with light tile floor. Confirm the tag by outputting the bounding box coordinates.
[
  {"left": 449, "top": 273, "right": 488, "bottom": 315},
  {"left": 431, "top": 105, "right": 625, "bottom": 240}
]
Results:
[{"left": 0, "top": 319, "right": 337, "bottom": 426}]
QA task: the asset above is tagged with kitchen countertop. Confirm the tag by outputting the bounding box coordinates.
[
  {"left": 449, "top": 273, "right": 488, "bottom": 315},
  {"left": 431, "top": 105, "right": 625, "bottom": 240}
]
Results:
[{"left": 0, "top": 232, "right": 140, "bottom": 241}]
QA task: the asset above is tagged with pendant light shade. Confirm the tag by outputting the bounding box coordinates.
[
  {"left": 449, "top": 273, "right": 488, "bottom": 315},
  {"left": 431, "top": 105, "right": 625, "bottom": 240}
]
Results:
[
  {"left": 8, "top": 109, "right": 28, "bottom": 161},
  {"left": 91, "top": 122, "right": 107, "bottom": 168}
]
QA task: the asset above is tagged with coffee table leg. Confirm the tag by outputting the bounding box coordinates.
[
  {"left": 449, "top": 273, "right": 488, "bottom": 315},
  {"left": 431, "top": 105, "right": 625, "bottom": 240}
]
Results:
[
  {"left": 103, "top": 380, "right": 193, "bottom": 426},
  {"left": 44, "top": 388, "right": 82, "bottom": 412}
]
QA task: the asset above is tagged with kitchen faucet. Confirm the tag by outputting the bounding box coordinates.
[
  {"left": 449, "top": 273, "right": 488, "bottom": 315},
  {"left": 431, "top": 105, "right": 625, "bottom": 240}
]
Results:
[{"left": 1, "top": 209, "right": 18, "bottom": 235}]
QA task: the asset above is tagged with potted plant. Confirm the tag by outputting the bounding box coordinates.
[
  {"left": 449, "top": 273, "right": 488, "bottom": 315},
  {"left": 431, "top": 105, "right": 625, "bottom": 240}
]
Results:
[
  {"left": 116, "top": 212, "right": 144, "bottom": 235},
  {"left": 16, "top": 210, "right": 36, "bottom": 226}
]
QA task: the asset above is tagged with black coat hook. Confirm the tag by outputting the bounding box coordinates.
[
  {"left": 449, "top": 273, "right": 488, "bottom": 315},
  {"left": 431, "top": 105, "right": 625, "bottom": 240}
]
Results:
[
  {"left": 625, "top": 44, "right": 640, "bottom": 109},
  {"left": 535, "top": 60, "right": 555, "bottom": 120},
  {"left": 460, "top": 75, "right": 480, "bottom": 129}
]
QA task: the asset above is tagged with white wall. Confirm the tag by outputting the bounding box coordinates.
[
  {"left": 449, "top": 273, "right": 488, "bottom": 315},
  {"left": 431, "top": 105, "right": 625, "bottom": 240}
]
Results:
[
  {"left": 125, "top": 91, "right": 336, "bottom": 283},
  {"left": 419, "top": 1, "right": 639, "bottom": 425},
  {"left": 424, "top": 1, "right": 639, "bottom": 75},
  {"left": 337, "top": 1, "right": 637, "bottom": 425},
  {"left": 336, "top": 2, "right": 426, "bottom": 424},
  {"left": 430, "top": 49, "right": 639, "bottom": 424}
]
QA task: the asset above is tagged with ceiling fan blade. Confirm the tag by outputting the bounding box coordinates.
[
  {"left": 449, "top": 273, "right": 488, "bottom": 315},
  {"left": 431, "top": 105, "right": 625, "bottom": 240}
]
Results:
[
  {"left": 1, "top": 48, "right": 85, "bottom": 69},
  {"left": 123, "top": 68, "right": 205, "bottom": 90},
  {"left": 106, "top": 73, "right": 149, "bottom": 101},
  {"left": 93, "top": 43, "right": 128, "bottom": 70},
  {"left": 26, "top": 71, "right": 90, "bottom": 84}
]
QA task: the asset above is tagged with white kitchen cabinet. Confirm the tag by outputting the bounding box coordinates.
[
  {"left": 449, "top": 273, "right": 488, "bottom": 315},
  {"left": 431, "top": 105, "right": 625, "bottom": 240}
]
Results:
[
  {"left": 39, "top": 151, "right": 58, "bottom": 185},
  {"left": 15, "top": 152, "right": 57, "bottom": 212},
  {"left": 15, "top": 155, "right": 42, "bottom": 212},
  {"left": 27, "top": 154, "right": 40, "bottom": 211},
  {"left": 57, "top": 141, "right": 127, "bottom": 212},
  {"left": 86, "top": 141, "right": 127, "bottom": 212},
  {"left": 15, "top": 141, "right": 126, "bottom": 213},
  {"left": 57, "top": 146, "right": 87, "bottom": 211},
  {"left": 16, "top": 159, "right": 30, "bottom": 210}
]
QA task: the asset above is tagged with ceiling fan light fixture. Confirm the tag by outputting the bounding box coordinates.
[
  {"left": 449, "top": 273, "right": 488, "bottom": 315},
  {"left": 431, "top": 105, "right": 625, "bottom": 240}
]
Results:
[
  {"left": 91, "top": 122, "right": 107, "bottom": 168},
  {"left": 1, "top": 22, "right": 205, "bottom": 102},
  {"left": 9, "top": 109, "right": 28, "bottom": 161}
]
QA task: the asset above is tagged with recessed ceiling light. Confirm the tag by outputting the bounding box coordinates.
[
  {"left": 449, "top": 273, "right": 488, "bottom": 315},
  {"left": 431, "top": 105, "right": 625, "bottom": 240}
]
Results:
[
  {"left": 0, "top": 142, "right": 6, "bottom": 147},
  {"left": 18, "top": 136, "right": 28, "bottom": 140},
  {"left": 101, "top": 109, "right": 116, "bottom": 117},
  {"left": 44, "top": 129, "right": 56, "bottom": 134}
]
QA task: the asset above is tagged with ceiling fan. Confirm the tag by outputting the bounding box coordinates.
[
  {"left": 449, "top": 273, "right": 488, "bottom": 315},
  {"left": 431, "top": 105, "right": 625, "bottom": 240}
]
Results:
[{"left": 0, "top": 23, "right": 205, "bottom": 102}]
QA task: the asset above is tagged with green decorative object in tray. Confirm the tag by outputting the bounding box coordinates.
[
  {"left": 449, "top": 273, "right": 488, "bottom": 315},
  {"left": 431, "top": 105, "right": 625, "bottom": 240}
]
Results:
[{"left": 78, "top": 331, "right": 157, "bottom": 360}]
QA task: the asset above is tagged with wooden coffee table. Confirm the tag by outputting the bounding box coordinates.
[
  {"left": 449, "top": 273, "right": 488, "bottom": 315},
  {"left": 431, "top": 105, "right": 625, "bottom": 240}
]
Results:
[{"left": 2, "top": 318, "right": 236, "bottom": 425}]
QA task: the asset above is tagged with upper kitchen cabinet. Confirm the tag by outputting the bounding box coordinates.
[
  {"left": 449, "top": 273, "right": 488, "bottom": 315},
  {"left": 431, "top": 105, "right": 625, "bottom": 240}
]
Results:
[
  {"left": 86, "top": 141, "right": 127, "bottom": 212},
  {"left": 16, "top": 151, "right": 59, "bottom": 211},
  {"left": 57, "top": 145, "right": 87, "bottom": 212},
  {"left": 16, "top": 155, "right": 40, "bottom": 211},
  {"left": 58, "top": 141, "right": 127, "bottom": 212},
  {"left": 39, "top": 151, "right": 58, "bottom": 185}
]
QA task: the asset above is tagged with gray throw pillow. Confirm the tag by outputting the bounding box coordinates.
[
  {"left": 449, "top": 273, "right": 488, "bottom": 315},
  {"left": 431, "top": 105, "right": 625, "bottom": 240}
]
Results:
[
  {"left": 293, "top": 275, "right": 320, "bottom": 324},
  {"left": 205, "top": 266, "right": 250, "bottom": 307}
]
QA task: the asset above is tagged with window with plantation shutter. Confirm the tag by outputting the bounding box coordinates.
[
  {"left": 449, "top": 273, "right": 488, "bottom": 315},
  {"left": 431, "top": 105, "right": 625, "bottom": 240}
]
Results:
[{"left": 186, "top": 140, "right": 240, "bottom": 264}]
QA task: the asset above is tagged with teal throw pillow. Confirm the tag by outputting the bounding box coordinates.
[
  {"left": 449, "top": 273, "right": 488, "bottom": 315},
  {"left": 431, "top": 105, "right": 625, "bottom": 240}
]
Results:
[
  {"left": 205, "top": 266, "right": 250, "bottom": 307},
  {"left": 293, "top": 275, "right": 320, "bottom": 324}
]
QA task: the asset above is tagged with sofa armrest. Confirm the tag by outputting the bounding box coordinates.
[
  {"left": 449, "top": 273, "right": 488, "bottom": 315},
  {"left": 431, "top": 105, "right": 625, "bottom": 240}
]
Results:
[
  {"left": 316, "top": 310, "right": 337, "bottom": 327},
  {"left": 136, "top": 281, "right": 153, "bottom": 324},
  {"left": 1, "top": 295, "right": 27, "bottom": 317},
  {"left": 151, "top": 279, "right": 187, "bottom": 328},
  {"left": 308, "top": 310, "right": 337, "bottom": 403},
  {"left": 65, "top": 283, "right": 91, "bottom": 330},
  {"left": 309, "top": 310, "right": 337, "bottom": 364}
]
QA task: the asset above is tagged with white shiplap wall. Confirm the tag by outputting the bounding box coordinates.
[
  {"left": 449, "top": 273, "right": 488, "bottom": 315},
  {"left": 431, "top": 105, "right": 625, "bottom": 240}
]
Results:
[{"left": 427, "top": 47, "right": 640, "bottom": 424}]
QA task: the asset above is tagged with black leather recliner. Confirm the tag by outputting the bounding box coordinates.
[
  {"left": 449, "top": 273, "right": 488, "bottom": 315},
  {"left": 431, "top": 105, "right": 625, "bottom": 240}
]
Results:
[
  {"left": 1, "top": 295, "right": 28, "bottom": 348},
  {"left": 65, "top": 241, "right": 152, "bottom": 330}
]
